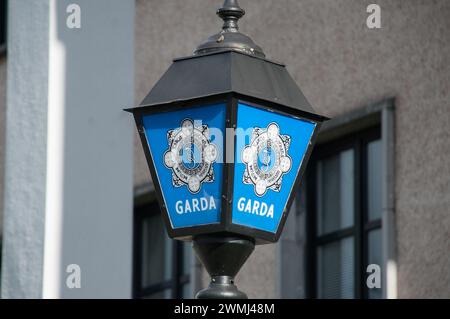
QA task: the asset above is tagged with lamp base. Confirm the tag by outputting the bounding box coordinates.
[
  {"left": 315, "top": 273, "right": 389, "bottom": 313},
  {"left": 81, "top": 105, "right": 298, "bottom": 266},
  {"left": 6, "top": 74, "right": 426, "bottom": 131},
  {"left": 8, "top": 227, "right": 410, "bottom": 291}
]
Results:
[{"left": 193, "top": 234, "right": 255, "bottom": 299}]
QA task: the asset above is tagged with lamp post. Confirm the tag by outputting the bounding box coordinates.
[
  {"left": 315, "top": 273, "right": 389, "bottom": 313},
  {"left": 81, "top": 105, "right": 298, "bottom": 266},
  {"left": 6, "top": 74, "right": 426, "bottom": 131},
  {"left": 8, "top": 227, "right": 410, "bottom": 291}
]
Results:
[{"left": 126, "top": 0, "right": 328, "bottom": 299}]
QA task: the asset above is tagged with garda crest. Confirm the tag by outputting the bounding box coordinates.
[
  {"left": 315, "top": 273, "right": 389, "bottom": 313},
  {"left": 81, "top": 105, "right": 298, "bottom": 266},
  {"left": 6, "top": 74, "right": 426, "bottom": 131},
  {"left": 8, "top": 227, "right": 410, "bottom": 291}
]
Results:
[
  {"left": 242, "top": 123, "right": 292, "bottom": 197},
  {"left": 164, "top": 119, "right": 218, "bottom": 194}
]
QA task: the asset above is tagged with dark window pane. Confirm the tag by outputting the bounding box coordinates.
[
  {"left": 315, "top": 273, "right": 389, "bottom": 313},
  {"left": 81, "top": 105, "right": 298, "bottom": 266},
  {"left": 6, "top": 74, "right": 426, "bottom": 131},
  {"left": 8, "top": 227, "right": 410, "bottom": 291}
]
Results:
[
  {"left": 317, "top": 237, "right": 355, "bottom": 298},
  {"left": 182, "top": 242, "right": 192, "bottom": 276},
  {"left": 367, "top": 229, "right": 383, "bottom": 299},
  {"left": 317, "top": 149, "right": 354, "bottom": 235},
  {"left": 310, "top": 128, "right": 383, "bottom": 299},
  {"left": 181, "top": 242, "right": 192, "bottom": 298},
  {"left": 367, "top": 140, "right": 382, "bottom": 221},
  {"left": 182, "top": 283, "right": 192, "bottom": 299},
  {"left": 0, "top": 0, "right": 6, "bottom": 49},
  {"left": 141, "top": 214, "right": 172, "bottom": 287},
  {"left": 144, "top": 289, "right": 172, "bottom": 299},
  {"left": 135, "top": 201, "right": 192, "bottom": 299}
]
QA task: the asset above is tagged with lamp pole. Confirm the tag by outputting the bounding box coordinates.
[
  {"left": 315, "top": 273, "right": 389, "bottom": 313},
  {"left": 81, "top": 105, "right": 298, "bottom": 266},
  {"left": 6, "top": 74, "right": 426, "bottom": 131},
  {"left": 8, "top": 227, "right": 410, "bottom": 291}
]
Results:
[
  {"left": 193, "top": 0, "right": 261, "bottom": 300},
  {"left": 194, "top": 235, "right": 254, "bottom": 299}
]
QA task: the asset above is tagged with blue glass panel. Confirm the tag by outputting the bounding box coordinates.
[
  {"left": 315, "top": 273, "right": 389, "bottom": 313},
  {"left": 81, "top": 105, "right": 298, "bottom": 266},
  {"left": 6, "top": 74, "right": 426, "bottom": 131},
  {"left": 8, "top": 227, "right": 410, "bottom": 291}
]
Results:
[
  {"left": 232, "top": 103, "right": 316, "bottom": 233},
  {"left": 142, "top": 103, "right": 226, "bottom": 229}
]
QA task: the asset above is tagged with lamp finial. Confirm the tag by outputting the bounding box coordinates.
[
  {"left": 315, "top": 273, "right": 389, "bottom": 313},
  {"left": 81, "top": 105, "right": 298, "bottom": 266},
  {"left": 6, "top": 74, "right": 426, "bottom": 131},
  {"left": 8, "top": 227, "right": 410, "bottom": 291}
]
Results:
[
  {"left": 217, "top": 0, "right": 245, "bottom": 32},
  {"left": 194, "top": 0, "right": 265, "bottom": 58}
]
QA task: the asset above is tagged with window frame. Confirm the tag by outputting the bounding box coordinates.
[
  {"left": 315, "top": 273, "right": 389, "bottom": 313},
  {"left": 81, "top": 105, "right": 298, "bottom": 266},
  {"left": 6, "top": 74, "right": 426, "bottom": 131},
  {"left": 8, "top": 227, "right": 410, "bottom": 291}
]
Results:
[
  {"left": 0, "top": 0, "right": 7, "bottom": 55},
  {"left": 278, "top": 98, "right": 396, "bottom": 299},
  {"left": 305, "top": 126, "right": 382, "bottom": 299},
  {"left": 133, "top": 200, "right": 190, "bottom": 299}
]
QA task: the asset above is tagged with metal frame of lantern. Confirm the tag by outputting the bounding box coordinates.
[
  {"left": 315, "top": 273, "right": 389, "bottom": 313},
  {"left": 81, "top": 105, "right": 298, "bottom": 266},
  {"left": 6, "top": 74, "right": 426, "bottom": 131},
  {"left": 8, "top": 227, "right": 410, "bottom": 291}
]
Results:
[
  {"left": 128, "top": 85, "right": 326, "bottom": 244},
  {"left": 126, "top": 0, "right": 329, "bottom": 299}
]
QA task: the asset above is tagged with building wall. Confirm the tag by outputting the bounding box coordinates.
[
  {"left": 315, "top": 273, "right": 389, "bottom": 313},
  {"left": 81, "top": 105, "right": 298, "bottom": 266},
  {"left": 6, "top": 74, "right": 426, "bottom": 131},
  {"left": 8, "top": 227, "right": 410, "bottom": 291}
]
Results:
[
  {"left": 1, "top": 0, "right": 135, "bottom": 298},
  {"left": 0, "top": 57, "right": 6, "bottom": 235},
  {"left": 134, "top": 0, "right": 450, "bottom": 298}
]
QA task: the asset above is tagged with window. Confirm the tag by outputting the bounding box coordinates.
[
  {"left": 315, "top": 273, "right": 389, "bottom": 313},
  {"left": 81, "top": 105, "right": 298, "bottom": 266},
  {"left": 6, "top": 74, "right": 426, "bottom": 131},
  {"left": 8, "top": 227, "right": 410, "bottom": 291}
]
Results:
[
  {"left": 0, "top": 0, "right": 6, "bottom": 53},
  {"left": 133, "top": 201, "right": 191, "bottom": 299},
  {"left": 305, "top": 127, "right": 383, "bottom": 299}
]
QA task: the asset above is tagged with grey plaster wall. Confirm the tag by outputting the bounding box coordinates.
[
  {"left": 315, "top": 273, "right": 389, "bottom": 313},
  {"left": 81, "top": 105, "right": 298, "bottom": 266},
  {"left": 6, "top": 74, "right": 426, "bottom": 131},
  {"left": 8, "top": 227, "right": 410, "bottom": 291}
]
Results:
[
  {"left": 1, "top": 0, "right": 50, "bottom": 297},
  {"left": 135, "top": 0, "right": 450, "bottom": 298},
  {"left": 54, "top": 0, "right": 135, "bottom": 298},
  {"left": 1, "top": 0, "right": 135, "bottom": 298},
  {"left": 0, "top": 57, "right": 6, "bottom": 236}
]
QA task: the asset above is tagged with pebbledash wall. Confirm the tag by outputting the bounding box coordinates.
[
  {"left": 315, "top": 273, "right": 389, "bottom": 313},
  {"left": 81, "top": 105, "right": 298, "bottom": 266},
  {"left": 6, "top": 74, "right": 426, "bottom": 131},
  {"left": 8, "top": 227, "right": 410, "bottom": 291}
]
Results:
[
  {"left": 0, "top": 56, "right": 5, "bottom": 239},
  {"left": 134, "top": 0, "right": 450, "bottom": 299}
]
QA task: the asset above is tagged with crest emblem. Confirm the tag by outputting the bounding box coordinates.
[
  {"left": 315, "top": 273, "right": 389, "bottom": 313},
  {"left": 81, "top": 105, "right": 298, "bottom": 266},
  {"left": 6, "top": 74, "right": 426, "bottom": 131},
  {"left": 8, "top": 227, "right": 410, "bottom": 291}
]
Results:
[
  {"left": 164, "top": 119, "right": 218, "bottom": 194},
  {"left": 242, "top": 123, "right": 292, "bottom": 197}
]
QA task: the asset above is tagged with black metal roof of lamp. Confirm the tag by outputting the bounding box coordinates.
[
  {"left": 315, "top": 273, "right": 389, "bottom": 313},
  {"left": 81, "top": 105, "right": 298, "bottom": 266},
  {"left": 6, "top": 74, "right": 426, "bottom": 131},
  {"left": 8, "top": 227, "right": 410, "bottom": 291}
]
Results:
[{"left": 126, "top": 0, "right": 328, "bottom": 299}]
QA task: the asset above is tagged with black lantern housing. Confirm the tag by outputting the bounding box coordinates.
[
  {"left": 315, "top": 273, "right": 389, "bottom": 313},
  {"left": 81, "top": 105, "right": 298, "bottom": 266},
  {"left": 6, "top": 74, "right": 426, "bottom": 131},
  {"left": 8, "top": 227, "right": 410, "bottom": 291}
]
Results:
[{"left": 128, "top": 52, "right": 327, "bottom": 242}]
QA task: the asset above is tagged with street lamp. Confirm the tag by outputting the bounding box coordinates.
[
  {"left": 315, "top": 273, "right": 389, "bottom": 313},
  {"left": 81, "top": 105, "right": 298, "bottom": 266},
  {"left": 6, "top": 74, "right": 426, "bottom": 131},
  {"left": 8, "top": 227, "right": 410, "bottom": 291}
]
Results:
[{"left": 126, "top": 0, "right": 328, "bottom": 299}]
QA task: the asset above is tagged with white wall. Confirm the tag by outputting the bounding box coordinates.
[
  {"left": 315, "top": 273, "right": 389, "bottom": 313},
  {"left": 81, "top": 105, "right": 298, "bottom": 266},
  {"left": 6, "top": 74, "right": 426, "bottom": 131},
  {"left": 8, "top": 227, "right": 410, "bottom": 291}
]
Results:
[{"left": 1, "top": 0, "right": 135, "bottom": 298}]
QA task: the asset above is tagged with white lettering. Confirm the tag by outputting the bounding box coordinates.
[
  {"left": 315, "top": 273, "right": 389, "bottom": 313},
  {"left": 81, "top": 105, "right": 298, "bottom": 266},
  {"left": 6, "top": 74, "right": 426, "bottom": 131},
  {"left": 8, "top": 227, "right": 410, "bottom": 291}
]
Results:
[
  {"left": 210, "top": 197, "right": 217, "bottom": 210},
  {"left": 245, "top": 200, "right": 252, "bottom": 213},
  {"left": 260, "top": 202, "right": 267, "bottom": 216},
  {"left": 367, "top": 264, "right": 381, "bottom": 289},
  {"left": 174, "top": 303, "right": 208, "bottom": 317},
  {"left": 174, "top": 196, "right": 216, "bottom": 214},
  {"left": 192, "top": 198, "right": 199, "bottom": 212},
  {"left": 66, "top": 264, "right": 81, "bottom": 289},
  {"left": 200, "top": 197, "right": 208, "bottom": 210},
  {"left": 252, "top": 201, "right": 260, "bottom": 215},
  {"left": 185, "top": 200, "right": 191, "bottom": 213},
  {"left": 238, "top": 197, "right": 245, "bottom": 211},
  {"left": 236, "top": 197, "right": 274, "bottom": 219},
  {"left": 366, "top": 4, "right": 381, "bottom": 29},
  {"left": 66, "top": 4, "right": 81, "bottom": 29},
  {"left": 176, "top": 200, "right": 183, "bottom": 214},
  {"left": 267, "top": 205, "right": 274, "bottom": 218}
]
